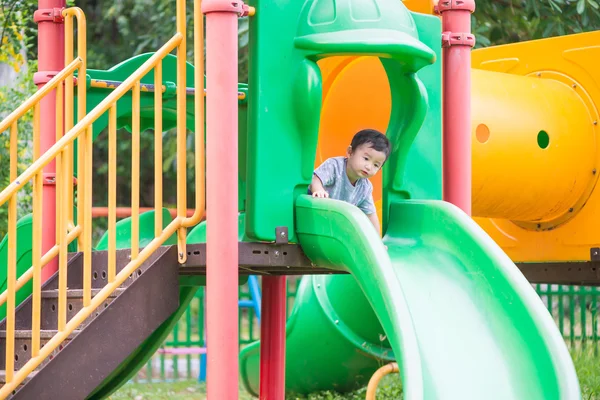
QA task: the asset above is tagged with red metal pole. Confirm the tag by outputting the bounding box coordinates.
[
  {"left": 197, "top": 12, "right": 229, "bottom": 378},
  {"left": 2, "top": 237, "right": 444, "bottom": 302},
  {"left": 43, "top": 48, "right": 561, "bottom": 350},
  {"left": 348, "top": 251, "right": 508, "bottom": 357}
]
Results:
[
  {"left": 438, "top": 0, "right": 476, "bottom": 215},
  {"left": 259, "top": 276, "right": 287, "bottom": 399},
  {"left": 34, "top": 3, "right": 65, "bottom": 280},
  {"left": 203, "top": 0, "right": 243, "bottom": 398}
]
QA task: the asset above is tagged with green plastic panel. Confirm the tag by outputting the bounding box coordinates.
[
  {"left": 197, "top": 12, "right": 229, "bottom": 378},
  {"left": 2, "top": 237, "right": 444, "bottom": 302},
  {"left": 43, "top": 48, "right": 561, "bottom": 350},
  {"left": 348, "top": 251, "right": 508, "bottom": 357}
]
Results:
[
  {"left": 382, "top": 12, "right": 442, "bottom": 233},
  {"left": 76, "top": 54, "right": 197, "bottom": 141},
  {"left": 240, "top": 196, "right": 580, "bottom": 399},
  {"left": 0, "top": 212, "right": 77, "bottom": 321},
  {"left": 245, "top": 0, "right": 435, "bottom": 242},
  {"left": 95, "top": 208, "right": 176, "bottom": 250}
]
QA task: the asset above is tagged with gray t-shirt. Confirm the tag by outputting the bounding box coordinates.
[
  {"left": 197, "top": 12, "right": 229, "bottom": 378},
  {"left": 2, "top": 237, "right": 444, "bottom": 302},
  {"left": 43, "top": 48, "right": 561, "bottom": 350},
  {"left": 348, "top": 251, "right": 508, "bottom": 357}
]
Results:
[{"left": 311, "top": 156, "right": 376, "bottom": 215}]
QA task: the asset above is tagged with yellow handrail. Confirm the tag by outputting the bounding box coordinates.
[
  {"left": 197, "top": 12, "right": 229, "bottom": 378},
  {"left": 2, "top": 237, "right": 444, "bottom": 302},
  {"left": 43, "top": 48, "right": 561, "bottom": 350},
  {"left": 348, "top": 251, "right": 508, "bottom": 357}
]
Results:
[
  {"left": 182, "top": 0, "right": 206, "bottom": 229},
  {"left": 0, "top": 0, "right": 207, "bottom": 392},
  {"left": 0, "top": 35, "right": 182, "bottom": 207},
  {"left": 0, "top": 59, "right": 82, "bottom": 134}
]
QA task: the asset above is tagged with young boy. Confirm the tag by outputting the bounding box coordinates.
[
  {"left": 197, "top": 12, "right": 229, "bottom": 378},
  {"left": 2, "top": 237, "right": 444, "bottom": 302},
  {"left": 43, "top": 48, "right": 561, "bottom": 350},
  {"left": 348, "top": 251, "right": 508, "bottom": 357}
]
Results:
[{"left": 309, "top": 129, "right": 391, "bottom": 234}]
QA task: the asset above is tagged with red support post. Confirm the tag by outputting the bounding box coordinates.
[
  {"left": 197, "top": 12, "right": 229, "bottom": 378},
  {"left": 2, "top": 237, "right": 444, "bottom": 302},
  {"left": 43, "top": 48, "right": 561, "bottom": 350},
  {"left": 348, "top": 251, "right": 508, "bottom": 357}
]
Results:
[
  {"left": 437, "top": 0, "right": 476, "bottom": 215},
  {"left": 34, "top": 3, "right": 65, "bottom": 280},
  {"left": 259, "top": 276, "right": 287, "bottom": 399},
  {"left": 203, "top": 0, "right": 244, "bottom": 398}
]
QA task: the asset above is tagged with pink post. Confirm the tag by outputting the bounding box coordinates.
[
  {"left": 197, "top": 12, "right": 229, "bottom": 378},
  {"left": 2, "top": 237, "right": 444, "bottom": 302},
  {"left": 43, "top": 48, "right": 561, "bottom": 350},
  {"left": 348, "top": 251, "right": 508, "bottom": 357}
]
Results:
[
  {"left": 259, "top": 276, "right": 287, "bottom": 399},
  {"left": 34, "top": 2, "right": 66, "bottom": 280},
  {"left": 438, "top": 0, "right": 476, "bottom": 215},
  {"left": 202, "top": 0, "right": 241, "bottom": 398}
]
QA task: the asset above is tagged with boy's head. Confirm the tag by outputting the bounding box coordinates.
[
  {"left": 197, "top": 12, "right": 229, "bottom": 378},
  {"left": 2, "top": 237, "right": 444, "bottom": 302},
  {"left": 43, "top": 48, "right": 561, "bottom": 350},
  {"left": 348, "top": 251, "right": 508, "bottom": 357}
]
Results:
[{"left": 345, "top": 129, "right": 390, "bottom": 182}]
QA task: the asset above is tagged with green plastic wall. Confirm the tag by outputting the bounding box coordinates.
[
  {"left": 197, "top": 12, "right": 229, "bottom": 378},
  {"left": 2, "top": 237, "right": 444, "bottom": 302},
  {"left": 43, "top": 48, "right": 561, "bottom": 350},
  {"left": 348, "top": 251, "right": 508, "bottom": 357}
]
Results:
[{"left": 245, "top": 0, "right": 440, "bottom": 242}]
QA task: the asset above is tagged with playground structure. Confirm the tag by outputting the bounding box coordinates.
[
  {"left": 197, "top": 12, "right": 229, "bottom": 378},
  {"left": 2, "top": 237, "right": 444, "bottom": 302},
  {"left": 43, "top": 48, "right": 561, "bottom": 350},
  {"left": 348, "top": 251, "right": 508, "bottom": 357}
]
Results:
[{"left": 0, "top": 0, "right": 600, "bottom": 398}]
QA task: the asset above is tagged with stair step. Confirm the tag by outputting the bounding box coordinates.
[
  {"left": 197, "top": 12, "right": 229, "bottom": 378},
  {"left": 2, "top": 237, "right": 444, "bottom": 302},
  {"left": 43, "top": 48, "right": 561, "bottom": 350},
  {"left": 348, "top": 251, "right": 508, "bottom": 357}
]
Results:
[
  {"left": 41, "top": 288, "right": 125, "bottom": 298},
  {"left": 0, "top": 330, "right": 81, "bottom": 339},
  {"left": 0, "top": 370, "right": 38, "bottom": 385}
]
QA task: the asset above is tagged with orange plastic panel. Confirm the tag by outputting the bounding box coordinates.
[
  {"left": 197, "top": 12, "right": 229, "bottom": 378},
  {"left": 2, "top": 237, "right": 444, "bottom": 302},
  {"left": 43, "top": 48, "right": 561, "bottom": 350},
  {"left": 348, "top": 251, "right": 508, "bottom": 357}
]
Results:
[{"left": 316, "top": 57, "right": 391, "bottom": 222}]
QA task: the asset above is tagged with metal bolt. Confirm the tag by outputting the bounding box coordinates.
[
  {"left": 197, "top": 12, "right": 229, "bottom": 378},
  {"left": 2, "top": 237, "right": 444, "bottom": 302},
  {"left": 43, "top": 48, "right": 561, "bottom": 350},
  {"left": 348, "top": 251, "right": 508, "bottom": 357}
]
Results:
[
  {"left": 179, "top": 252, "right": 184, "bottom": 258},
  {"left": 537, "top": 224, "right": 541, "bottom": 229},
  {"left": 280, "top": 231, "right": 285, "bottom": 237},
  {"left": 335, "top": 320, "right": 339, "bottom": 325},
  {"left": 317, "top": 284, "right": 321, "bottom": 288},
  {"left": 15, "top": 180, "right": 20, "bottom": 185},
  {"left": 274, "top": 250, "right": 280, "bottom": 257},
  {"left": 572, "top": 84, "right": 577, "bottom": 89},
  {"left": 536, "top": 72, "right": 541, "bottom": 77},
  {"left": 593, "top": 169, "right": 597, "bottom": 175},
  {"left": 594, "top": 121, "right": 598, "bottom": 125},
  {"left": 569, "top": 208, "right": 574, "bottom": 212},
  {"left": 362, "top": 342, "right": 367, "bottom": 348}
]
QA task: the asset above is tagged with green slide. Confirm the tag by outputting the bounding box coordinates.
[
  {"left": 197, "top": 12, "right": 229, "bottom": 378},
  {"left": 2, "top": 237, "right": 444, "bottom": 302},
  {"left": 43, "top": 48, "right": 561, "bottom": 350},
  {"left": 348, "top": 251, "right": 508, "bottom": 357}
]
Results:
[{"left": 240, "top": 196, "right": 580, "bottom": 399}]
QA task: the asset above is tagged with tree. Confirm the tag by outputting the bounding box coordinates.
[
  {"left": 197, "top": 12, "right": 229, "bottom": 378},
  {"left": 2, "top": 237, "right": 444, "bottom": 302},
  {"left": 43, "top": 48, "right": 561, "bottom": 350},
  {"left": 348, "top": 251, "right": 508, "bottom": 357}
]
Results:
[{"left": 473, "top": 0, "right": 600, "bottom": 47}]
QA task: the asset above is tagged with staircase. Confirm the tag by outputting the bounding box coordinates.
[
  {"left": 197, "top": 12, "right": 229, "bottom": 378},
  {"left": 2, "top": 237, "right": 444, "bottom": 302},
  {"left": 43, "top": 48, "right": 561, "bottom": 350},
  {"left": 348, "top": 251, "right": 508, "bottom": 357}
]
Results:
[
  {"left": 0, "top": 247, "right": 179, "bottom": 399},
  {"left": 0, "top": 1, "right": 205, "bottom": 397}
]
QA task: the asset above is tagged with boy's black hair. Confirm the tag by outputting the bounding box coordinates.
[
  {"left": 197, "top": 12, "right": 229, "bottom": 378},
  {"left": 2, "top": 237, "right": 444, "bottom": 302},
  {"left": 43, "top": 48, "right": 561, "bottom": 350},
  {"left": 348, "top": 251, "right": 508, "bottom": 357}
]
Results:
[{"left": 350, "top": 129, "right": 391, "bottom": 160}]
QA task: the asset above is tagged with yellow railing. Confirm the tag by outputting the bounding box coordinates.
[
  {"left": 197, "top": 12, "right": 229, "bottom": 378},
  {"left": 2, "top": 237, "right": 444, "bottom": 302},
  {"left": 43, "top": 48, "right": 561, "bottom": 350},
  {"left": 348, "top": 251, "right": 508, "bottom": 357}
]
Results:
[{"left": 0, "top": 0, "right": 205, "bottom": 394}]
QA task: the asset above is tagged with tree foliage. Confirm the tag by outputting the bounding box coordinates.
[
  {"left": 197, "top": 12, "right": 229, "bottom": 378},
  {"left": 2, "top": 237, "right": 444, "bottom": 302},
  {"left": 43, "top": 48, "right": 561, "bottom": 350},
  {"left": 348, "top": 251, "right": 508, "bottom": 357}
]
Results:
[{"left": 473, "top": 0, "right": 600, "bottom": 48}]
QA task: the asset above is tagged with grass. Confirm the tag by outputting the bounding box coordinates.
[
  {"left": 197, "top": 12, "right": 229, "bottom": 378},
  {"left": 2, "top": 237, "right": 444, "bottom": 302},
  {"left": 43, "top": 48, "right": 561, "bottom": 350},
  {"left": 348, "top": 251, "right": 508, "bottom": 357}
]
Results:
[
  {"left": 574, "top": 348, "right": 600, "bottom": 399},
  {"left": 109, "top": 348, "right": 600, "bottom": 400}
]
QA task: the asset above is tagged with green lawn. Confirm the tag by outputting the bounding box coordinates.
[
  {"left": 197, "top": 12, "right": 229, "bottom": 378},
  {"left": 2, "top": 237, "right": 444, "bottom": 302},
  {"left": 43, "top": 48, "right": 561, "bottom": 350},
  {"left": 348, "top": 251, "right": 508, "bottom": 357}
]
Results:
[{"left": 109, "top": 349, "right": 600, "bottom": 400}]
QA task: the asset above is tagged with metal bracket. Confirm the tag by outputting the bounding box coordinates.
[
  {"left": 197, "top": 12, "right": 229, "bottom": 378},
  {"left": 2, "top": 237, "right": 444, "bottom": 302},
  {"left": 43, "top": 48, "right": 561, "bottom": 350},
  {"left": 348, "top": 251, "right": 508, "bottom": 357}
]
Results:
[
  {"left": 275, "top": 227, "right": 288, "bottom": 244},
  {"left": 42, "top": 173, "right": 78, "bottom": 186},
  {"left": 33, "top": 71, "right": 61, "bottom": 86},
  {"left": 202, "top": 0, "right": 255, "bottom": 16},
  {"left": 442, "top": 32, "right": 475, "bottom": 48},
  {"left": 33, "top": 8, "right": 65, "bottom": 23},
  {"left": 592, "top": 248, "right": 600, "bottom": 261},
  {"left": 436, "top": 0, "right": 476, "bottom": 13}
]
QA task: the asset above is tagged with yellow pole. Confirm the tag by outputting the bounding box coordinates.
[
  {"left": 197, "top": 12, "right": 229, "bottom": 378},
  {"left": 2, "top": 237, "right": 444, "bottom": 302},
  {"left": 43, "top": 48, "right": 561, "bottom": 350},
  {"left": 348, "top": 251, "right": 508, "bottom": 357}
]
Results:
[
  {"left": 471, "top": 69, "right": 597, "bottom": 226},
  {"left": 108, "top": 105, "right": 117, "bottom": 283},
  {"left": 6, "top": 122, "right": 18, "bottom": 383},
  {"left": 132, "top": 81, "right": 141, "bottom": 259},
  {"left": 83, "top": 124, "right": 93, "bottom": 306},
  {"left": 73, "top": 7, "right": 88, "bottom": 250},
  {"left": 155, "top": 62, "right": 163, "bottom": 237},
  {"left": 182, "top": 0, "right": 206, "bottom": 229},
  {"left": 64, "top": 12, "right": 75, "bottom": 226},
  {"left": 55, "top": 83, "right": 67, "bottom": 331},
  {"left": 176, "top": 0, "right": 187, "bottom": 262},
  {"left": 32, "top": 104, "right": 42, "bottom": 357}
]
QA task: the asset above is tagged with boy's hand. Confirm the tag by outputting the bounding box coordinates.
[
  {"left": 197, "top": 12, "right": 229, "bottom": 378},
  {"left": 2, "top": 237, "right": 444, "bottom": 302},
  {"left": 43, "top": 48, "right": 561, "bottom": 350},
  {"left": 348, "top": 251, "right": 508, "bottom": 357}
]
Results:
[{"left": 312, "top": 190, "right": 329, "bottom": 198}]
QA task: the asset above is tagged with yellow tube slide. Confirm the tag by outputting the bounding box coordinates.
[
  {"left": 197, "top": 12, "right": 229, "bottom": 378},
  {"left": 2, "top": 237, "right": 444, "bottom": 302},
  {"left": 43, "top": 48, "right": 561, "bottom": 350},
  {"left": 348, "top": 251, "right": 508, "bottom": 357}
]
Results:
[{"left": 471, "top": 69, "right": 596, "bottom": 225}]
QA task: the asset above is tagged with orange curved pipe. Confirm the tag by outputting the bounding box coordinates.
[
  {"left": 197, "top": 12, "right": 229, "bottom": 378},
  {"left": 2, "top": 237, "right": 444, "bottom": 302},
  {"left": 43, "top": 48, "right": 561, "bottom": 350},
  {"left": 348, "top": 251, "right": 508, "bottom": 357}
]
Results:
[{"left": 366, "top": 362, "right": 400, "bottom": 400}]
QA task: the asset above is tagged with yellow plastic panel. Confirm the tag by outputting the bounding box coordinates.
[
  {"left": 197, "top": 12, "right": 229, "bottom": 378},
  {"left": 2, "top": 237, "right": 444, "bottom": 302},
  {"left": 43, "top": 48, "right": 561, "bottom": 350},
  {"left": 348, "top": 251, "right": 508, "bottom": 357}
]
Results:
[
  {"left": 471, "top": 68, "right": 596, "bottom": 224},
  {"left": 472, "top": 31, "right": 600, "bottom": 261},
  {"left": 402, "top": 0, "right": 436, "bottom": 15}
]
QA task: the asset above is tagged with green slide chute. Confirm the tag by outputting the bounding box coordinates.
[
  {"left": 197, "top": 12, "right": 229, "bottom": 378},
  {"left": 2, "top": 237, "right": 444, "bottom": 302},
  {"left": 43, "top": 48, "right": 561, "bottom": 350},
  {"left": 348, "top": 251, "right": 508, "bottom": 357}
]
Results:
[{"left": 240, "top": 196, "right": 580, "bottom": 399}]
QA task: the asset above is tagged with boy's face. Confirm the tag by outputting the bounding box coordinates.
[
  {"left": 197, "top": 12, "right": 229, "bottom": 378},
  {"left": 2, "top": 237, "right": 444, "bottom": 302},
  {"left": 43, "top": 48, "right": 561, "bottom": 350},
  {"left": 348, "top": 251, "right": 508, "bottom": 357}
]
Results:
[{"left": 345, "top": 143, "right": 387, "bottom": 183}]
